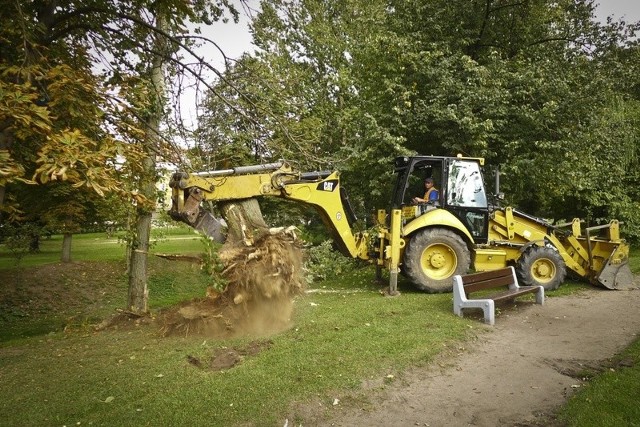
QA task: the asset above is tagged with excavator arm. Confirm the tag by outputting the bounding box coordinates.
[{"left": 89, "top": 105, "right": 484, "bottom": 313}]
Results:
[{"left": 168, "top": 161, "right": 370, "bottom": 260}]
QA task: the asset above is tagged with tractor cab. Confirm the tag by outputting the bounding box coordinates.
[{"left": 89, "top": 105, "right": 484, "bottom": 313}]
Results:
[{"left": 392, "top": 155, "right": 490, "bottom": 243}]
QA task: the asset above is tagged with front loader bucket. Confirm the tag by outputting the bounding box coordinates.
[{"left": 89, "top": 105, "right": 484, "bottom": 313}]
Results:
[{"left": 596, "top": 246, "right": 635, "bottom": 290}]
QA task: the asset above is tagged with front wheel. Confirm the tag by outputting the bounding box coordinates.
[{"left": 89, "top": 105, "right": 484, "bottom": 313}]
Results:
[
  {"left": 516, "top": 246, "right": 566, "bottom": 291},
  {"left": 403, "top": 228, "right": 471, "bottom": 293}
]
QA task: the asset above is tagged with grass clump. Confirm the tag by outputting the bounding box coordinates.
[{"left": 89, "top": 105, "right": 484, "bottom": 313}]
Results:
[{"left": 557, "top": 336, "right": 640, "bottom": 427}]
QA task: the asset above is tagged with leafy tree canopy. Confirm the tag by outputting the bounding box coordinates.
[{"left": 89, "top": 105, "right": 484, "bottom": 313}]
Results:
[{"left": 1, "top": 0, "right": 240, "bottom": 222}]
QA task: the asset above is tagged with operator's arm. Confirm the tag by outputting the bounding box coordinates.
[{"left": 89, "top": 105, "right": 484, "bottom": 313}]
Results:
[
  {"left": 413, "top": 189, "right": 439, "bottom": 204},
  {"left": 412, "top": 195, "right": 426, "bottom": 204}
]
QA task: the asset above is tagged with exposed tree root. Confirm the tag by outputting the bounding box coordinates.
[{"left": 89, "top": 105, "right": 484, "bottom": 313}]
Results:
[{"left": 158, "top": 228, "right": 305, "bottom": 338}]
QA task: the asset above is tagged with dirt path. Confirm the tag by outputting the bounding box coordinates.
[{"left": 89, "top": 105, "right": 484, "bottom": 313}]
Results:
[{"left": 317, "top": 286, "right": 640, "bottom": 427}]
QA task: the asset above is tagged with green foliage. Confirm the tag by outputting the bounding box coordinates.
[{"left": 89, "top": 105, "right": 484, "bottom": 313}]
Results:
[
  {"left": 3, "top": 232, "right": 32, "bottom": 265},
  {"left": 0, "top": 223, "right": 47, "bottom": 266},
  {"left": 199, "top": 235, "right": 227, "bottom": 291},
  {"left": 629, "top": 248, "right": 640, "bottom": 274},
  {"left": 304, "top": 240, "right": 358, "bottom": 282},
  {"left": 297, "top": 221, "right": 331, "bottom": 246},
  {"left": 0, "top": 0, "right": 244, "bottom": 254}
]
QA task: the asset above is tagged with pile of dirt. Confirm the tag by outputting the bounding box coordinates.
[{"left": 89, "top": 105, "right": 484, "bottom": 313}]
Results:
[{"left": 158, "top": 229, "right": 305, "bottom": 338}]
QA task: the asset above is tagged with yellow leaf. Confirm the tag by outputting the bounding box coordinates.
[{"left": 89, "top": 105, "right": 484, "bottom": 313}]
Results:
[{"left": 91, "top": 182, "right": 105, "bottom": 197}]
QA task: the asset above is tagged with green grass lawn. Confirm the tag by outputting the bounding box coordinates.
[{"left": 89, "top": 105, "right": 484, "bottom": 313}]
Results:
[
  {"left": 0, "top": 227, "right": 204, "bottom": 269},
  {"left": 0, "top": 263, "right": 473, "bottom": 426},
  {"left": 0, "top": 233, "right": 638, "bottom": 426},
  {"left": 0, "top": 230, "right": 476, "bottom": 426}
]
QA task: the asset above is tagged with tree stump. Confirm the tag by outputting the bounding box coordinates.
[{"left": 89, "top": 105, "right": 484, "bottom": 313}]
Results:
[{"left": 219, "top": 198, "right": 269, "bottom": 247}]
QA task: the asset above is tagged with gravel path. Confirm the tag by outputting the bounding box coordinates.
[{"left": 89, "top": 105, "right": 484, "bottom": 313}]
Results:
[{"left": 315, "top": 286, "right": 640, "bottom": 426}]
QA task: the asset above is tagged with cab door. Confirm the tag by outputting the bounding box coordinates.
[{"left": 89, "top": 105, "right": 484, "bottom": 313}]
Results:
[{"left": 444, "top": 159, "right": 489, "bottom": 243}]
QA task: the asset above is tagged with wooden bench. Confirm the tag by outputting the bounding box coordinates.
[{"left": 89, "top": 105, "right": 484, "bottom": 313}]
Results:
[{"left": 452, "top": 267, "right": 544, "bottom": 325}]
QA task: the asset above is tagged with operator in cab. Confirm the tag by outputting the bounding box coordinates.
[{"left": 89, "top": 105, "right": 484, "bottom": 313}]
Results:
[{"left": 412, "top": 177, "right": 439, "bottom": 204}]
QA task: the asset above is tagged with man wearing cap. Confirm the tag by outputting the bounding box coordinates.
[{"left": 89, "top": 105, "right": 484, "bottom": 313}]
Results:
[{"left": 412, "top": 178, "right": 439, "bottom": 204}]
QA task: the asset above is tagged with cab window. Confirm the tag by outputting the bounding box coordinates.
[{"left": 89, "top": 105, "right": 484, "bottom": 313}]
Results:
[{"left": 447, "top": 160, "right": 487, "bottom": 208}]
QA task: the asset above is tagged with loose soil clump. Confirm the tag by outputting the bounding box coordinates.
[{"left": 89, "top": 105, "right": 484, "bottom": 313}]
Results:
[
  {"left": 158, "top": 229, "right": 305, "bottom": 338},
  {"left": 187, "top": 340, "right": 273, "bottom": 371}
]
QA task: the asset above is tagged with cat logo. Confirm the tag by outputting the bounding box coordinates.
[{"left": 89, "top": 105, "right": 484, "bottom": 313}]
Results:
[{"left": 317, "top": 180, "right": 338, "bottom": 192}]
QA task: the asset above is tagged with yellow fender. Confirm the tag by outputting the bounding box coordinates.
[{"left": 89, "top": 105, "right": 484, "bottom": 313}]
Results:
[{"left": 402, "top": 208, "right": 475, "bottom": 243}]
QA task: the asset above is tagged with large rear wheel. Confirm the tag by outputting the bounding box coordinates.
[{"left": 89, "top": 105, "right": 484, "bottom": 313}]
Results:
[
  {"left": 516, "top": 246, "right": 566, "bottom": 291},
  {"left": 403, "top": 228, "right": 471, "bottom": 293}
]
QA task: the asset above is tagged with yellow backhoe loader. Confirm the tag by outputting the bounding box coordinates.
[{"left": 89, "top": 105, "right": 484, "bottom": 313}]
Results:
[{"left": 168, "top": 156, "right": 633, "bottom": 294}]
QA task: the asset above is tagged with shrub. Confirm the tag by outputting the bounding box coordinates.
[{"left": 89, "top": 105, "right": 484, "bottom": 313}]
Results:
[{"left": 304, "top": 240, "right": 357, "bottom": 283}]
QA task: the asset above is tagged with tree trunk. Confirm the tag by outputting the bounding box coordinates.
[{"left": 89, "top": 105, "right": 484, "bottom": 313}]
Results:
[
  {"left": 127, "top": 118, "right": 159, "bottom": 314},
  {"left": 127, "top": 210, "right": 152, "bottom": 313},
  {"left": 219, "top": 198, "right": 269, "bottom": 246},
  {"left": 126, "top": 13, "right": 167, "bottom": 314},
  {"left": 61, "top": 232, "right": 72, "bottom": 263}
]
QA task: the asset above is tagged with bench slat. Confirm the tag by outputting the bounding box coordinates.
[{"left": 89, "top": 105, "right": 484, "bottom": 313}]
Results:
[
  {"left": 464, "top": 275, "right": 514, "bottom": 293},
  {"left": 460, "top": 269, "right": 513, "bottom": 285},
  {"left": 486, "top": 286, "right": 540, "bottom": 303}
]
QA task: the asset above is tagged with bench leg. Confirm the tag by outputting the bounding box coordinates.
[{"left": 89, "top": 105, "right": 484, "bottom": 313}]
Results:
[
  {"left": 452, "top": 280, "right": 463, "bottom": 317},
  {"left": 454, "top": 304, "right": 463, "bottom": 317},
  {"left": 455, "top": 300, "right": 495, "bottom": 325},
  {"left": 536, "top": 287, "right": 545, "bottom": 305},
  {"left": 483, "top": 300, "right": 495, "bottom": 326}
]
